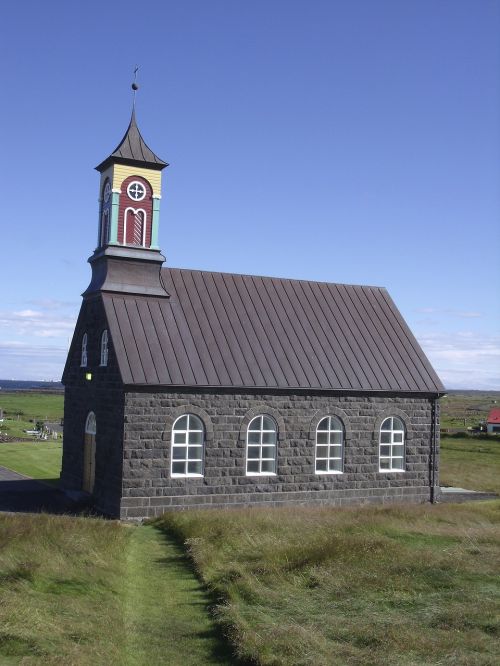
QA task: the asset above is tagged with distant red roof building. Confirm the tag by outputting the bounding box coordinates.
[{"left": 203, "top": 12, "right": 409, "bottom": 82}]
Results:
[{"left": 487, "top": 408, "right": 500, "bottom": 424}]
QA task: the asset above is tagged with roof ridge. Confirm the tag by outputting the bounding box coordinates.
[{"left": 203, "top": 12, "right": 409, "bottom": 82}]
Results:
[{"left": 162, "top": 266, "right": 387, "bottom": 291}]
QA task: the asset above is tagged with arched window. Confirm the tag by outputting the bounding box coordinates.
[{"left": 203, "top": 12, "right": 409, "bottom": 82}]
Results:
[
  {"left": 246, "top": 415, "right": 277, "bottom": 475},
  {"left": 124, "top": 208, "right": 147, "bottom": 246},
  {"left": 379, "top": 416, "right": 405, "bottom": 471},
  {"left": 101, "top": 208, "right": 110, "bottom": 246},
  {"left": 171, "top": 414, "right": 204, "bottom": 477},
  {"left": 83, "top": 412, "right": 96, "bottom": 494},
  {"left": 80, "top": 333, "right": 88, "bottom": 367},
  {"left": 315, "top": 416, "right": 344, "bottom": 473},
  {"left": 100, "top": 330, "right": 109, "bottom": 367}
]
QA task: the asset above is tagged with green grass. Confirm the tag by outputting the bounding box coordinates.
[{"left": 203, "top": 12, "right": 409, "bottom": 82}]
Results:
[
  {"left": 0, "top": 392, "right": 64, "bottom": 422},
  {"left": 0, "top": 441, "right": 62, "bottom": 486},
  {"left": 0, "top": 516, "right": 235, "bottom": 665},
  {"left": 441, "top": 435, "right": 500, "bottom": 494},
  {"left": 154, "top": 502, "right": 500, "bottom": 666}
]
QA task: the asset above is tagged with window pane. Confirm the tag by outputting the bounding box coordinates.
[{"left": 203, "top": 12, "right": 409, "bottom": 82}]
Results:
[
  {"left": 392, "top": 458, "right": 404, "bottom": 470},
  {"left": 247, "top": 446, "right": 260, "bottom": 459},
  {"left": 393, "top": 417, "right": 404, "bottom": 431},
  {"left": 247, "top": 460, "right": 259, "bottom": 473},
  {"left": 393, "top": 433, "right": 403, "bottom": 443},
  {"left": 317, "top": 418, "right": 329, "bottom": 431},
  {"left": 248, "top": 416, "right": 261, "bottom": 431},
  {"left": 380, "top": 445, "right": 391, "bottom": 457},
  {"left": 316, "top": 445, "right": 328, "bottom": 458},
  {"left": 380, "top": 432, "right": 391, "bottom": 444},
  {"left": 188, "top": 415, "right": 203, "bottom": 431},
  {"left": 317, "top": 432, "right": 328, "bottom": 445},
  {"left": 262, "top": 446, "right": 275, "bottom": 459},
  {"left": 188, "top": 461, "right": 202, "bottom": 475},
  {"left": 188, "top": 431, "right": 203, "bottom": 445},
  {"left": 330, "top": 417, "right": 342, "bottom": 431},
  {"left": 329, "top": 459, "right": 342, "bottom": 472},
  {"left": 380, "top": 459, "right": 390, "bottom": 470},
  {"left": 175, "top": 416, "right": 188, "bottom": 430},
  {"left": 381, "top": 418, "right": 392, "bottom": 431},
  {"left": 392, "top": 445, "right": 404, "bottom": 458},
  {"left": 188, "top": 446, "right": 203, "bottom": 460},
  {"left": 172, "top": 461, "right": 185, "bottom": 474},
  {"left": 172, "top": 446, "right": 186, "bottom": 460},
  {"left": 330, "top": 431, "right": 342, "bottom": 445},
  {"left": 329, "top": 445, "right": 342, "bottom": 459},
  {"left": 173, "top": 432, "right": 186, "bottom": 444},
  {"left": 262, "top": 431, "right": 276, "bottom": 445},
  {"left": 248, "top": 432, "right": 260, "bottom": 444},
  {"left": 262, "top": 416, "right": 275, "bottom": 431},
  {"left": 261, "top": 459, "right": 275, "bottom": 473},
  {"left": 316, "top": 459, "right": 328, "bottom": 472}
]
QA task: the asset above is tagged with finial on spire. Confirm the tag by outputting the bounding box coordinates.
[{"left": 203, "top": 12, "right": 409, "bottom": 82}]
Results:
[{"left": 132, "top": 65, "right": 139, "bottom": 109}]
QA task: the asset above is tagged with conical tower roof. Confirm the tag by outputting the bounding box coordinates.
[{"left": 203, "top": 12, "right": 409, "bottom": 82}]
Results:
[{"left": 96, "top": 110, "right": 168, "bottom": 172}]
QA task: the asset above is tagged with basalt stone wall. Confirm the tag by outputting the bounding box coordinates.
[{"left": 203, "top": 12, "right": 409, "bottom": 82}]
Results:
[
  {"left": 61, "top": 295, "right": 125, "bottom": 516},
  {"left": 120, "top": 390, "right": 439, "bottom": 520}
]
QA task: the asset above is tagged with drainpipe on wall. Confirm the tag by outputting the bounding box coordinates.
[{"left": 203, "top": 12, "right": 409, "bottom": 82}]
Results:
[{"left": 430, "top": 397, "right": 439, "bottom": 503}]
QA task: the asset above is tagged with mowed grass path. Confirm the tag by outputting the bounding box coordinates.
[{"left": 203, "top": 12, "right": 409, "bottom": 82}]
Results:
[{"left": 0, "top": 515, "right": 235, "bottom": 665}]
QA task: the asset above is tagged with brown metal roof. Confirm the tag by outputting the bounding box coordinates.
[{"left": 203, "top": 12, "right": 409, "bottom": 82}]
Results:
[
  {"left": 102, "top": 268, "right": 444, "bottom": 393},
  {"left": 95, "top": 110, "right": 168, "bottom": 172}
]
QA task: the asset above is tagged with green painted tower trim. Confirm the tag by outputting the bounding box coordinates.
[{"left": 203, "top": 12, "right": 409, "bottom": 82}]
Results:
[
  {"left": 151, "top": 196, "right": 161, "bottom": 249},
  {"left": 109, "top": 191, "right": 120, "bottom": 244}
]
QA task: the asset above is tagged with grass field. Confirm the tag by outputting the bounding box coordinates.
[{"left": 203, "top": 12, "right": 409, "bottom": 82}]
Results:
[
  {"left": 440, "top": 435, "right": 500, "bottom": 494},
  {"left": 155, "top": 502, "right": 500, "bottom": 666},
  {"left": 440, "top": 391, "right": 500, "bottom": 430},
  {"left": 0, "top": 516, "right": 234, "bottom": 665},
  {"left": 0, "top": 392, "right": 64, "bottom": 422},
  {"left": 0, "top": 441, "right": 62, "bottom": 486}
]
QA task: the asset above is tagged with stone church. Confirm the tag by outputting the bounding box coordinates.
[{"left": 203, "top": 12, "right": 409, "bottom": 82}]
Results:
[{"left": 61, "top": 107, "right": 444, "bottom": 519}]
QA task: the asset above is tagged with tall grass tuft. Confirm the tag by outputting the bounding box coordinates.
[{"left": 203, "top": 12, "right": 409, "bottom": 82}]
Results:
[{"left": 155, "top": 502, "right": 500, "bottom": 666}]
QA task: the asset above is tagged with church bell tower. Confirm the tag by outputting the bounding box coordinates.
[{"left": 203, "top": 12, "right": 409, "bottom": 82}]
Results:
[{"left": 84, "top": 79, "right": 169, "bottom": 298}]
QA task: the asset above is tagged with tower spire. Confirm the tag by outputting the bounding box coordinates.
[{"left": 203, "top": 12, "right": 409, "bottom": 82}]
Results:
[{"left": 132, "top": 65, "right": 139, "bottom": 111}]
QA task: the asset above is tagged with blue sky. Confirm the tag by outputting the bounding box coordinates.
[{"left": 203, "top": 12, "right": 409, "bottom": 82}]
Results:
[{"left": 1, "top": 0, "right": 499, "bottom": 389}]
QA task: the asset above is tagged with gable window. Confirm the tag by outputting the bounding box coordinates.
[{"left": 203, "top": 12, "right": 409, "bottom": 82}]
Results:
[
  {"left": 100, "top": 330, "right": 109, "bottom": 367},
  {"left": 80, "top": 333, "right": 88, "bottom": 367},
  {"left": 246, "top": 415, "right": 277, "bottom": 475},
  {"left": 315, "top": 416, "right": 344, "bottom": 473},
  {"left": 171, "top": 414, "right": 204, "bottom": 477},
  {"left": 379, "top": 416, "right": 405, "bottom": 471}
]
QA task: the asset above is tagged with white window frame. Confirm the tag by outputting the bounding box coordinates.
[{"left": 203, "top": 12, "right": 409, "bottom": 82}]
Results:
[
  {"left": 315, "top": 416, "right": 344, "bottom": 474},
  {"left": 100, "top": 330, "right": 109, "bottom": 367},
  {"left": 246, "top": 415, "right": 277, "bottom": 476},
  {"left": 123, "top": 207, "right": 147, "bottom": 246},
  {"left": 171, "top": 414, "right": 204, "bottom": 478},
  {"left": 80, "top": 333, "right": 88, "bottom": 367},
  {"left": 379, "top": 416, "right": 405, "bottom": 472}
]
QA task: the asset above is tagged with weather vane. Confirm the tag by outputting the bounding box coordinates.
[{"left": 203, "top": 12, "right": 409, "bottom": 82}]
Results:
[{"left": 132, "top": 65, "right": 139, "bottom": 109}]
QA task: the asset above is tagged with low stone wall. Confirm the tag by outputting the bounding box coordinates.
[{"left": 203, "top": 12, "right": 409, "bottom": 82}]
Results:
[{"left": 120, "top": 390, "right": 438, "bottom": 520}]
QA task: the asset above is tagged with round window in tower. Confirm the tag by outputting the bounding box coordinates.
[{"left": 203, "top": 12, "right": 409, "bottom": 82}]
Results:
[
  {"left": 103, "top": 181, "right": 111, "bottom": 203},
  {"left": 127, "top": 181, "right": 146, "bottom": 201}
]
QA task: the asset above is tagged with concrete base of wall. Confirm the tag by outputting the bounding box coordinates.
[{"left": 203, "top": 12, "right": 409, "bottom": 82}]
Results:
[{"left": 120, "top": 485, "right": 434, "bottom": 520}]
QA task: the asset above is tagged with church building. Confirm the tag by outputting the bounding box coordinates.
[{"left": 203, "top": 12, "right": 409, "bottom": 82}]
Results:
[{"left": 61, "top": 104, "right": 444, "bottom": 519}]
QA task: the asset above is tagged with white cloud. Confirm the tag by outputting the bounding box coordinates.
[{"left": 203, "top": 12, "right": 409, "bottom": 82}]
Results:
[
  {"left": 0, "top": 307, "right": 76, "bottom": 339},
  {"left": 415, "top": 307, "right": 482, "bottom": 319},
  {"left": 416, "top": 331, "right": 500, "bottom": 390},
  {"left": 0, "top": 341, "right": 67, "bottom": 381}
]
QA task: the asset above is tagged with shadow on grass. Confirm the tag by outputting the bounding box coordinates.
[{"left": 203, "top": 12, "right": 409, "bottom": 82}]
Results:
[
  {"left": 152, "top": 524, "right": 252, "bottom": 666},
  {"left": 0, "top": 476, "right": 97, "bottom": 517}
]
